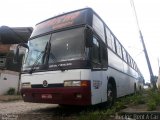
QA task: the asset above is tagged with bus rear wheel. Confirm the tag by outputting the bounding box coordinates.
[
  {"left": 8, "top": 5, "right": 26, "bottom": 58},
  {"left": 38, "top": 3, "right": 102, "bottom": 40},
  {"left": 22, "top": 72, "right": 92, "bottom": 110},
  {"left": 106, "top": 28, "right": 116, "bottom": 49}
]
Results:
[
  {"left": 134, "top": 84, "right": 137, "bottom": 94},
  {"left": 107, "top": 83, "right": 116, "bottom": 108}
]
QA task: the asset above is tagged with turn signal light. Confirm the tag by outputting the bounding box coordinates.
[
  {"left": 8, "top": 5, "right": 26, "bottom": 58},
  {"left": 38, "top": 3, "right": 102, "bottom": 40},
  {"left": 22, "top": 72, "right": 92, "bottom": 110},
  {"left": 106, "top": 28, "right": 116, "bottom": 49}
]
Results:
[
  {"left": 64, "top": 80, "right": 90, "bottom": 87},
  {"left": 81, "top": 80, "right": 90, "bottom": 87}
]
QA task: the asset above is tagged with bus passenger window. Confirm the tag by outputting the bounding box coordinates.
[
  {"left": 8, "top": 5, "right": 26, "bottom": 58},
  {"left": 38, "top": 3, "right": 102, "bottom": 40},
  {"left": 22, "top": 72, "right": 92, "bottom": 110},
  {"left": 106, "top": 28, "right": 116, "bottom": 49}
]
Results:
[
  {"left": 93, "top": 14, "right": 105, "bottom": 43},
  {"left": 127, "top": 55, "right": 132, "bottom": 66},
  {"left": 106, "top": 27, "right": 115, "bottom": 52},
  {"left": 116, "top": 40, "right": 122, "bottom": 58},
  {"left": 122, "top": 48, "right": 127, "bottom": 62}
]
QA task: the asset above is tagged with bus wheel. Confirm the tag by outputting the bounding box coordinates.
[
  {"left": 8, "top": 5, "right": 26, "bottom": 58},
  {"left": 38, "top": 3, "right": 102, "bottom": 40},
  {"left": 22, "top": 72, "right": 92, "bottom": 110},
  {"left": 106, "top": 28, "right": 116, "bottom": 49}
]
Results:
[
  {"left": 134, "top": 84, "right": 137, "bottom": 94},
  {"left": 107, "top": 83, "right": 115, "bottom": 108}
]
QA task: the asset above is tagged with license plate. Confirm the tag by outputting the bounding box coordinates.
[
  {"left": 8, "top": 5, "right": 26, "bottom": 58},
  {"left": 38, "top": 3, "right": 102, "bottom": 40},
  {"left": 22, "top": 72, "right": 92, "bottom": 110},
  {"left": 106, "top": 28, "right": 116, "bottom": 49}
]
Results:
[{"left": 41, "top": 94, "right": 52, "bottom": 99}]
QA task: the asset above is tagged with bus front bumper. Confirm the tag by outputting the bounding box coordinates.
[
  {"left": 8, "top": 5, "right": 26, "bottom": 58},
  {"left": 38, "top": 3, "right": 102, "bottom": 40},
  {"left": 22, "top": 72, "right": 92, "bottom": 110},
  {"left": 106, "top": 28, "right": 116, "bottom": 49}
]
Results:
[{"left": 21, "top": 87, "right": 91, "bottom": 106}]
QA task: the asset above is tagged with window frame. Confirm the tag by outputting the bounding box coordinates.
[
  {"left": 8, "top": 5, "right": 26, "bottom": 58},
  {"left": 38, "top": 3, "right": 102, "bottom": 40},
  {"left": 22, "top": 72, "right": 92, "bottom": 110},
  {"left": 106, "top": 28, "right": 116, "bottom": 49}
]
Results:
[
  {"left": 91, "top": 34, "right": 108, "bottom": 69},
  {"left": 106, "top": 27, "right": 116, "bottom": 52},
  {"left": 122, "top": 47, "right": 127, "bottom": 62},
  {"left": 92, "top": 14, "right": 105, "bottom": 43},
  {"left": 115, "top": 40, "right": 122, "bottom": 58},
  {"left": 91, "top": 36, "right": 101, "bottom": 65}
]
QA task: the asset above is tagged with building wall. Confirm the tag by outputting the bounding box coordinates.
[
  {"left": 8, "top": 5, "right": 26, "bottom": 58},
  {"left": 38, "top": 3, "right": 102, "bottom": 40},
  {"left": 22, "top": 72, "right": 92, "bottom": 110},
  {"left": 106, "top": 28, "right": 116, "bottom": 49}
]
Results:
[
  {"left": 0, "top": 70, "right": 19, "bottom": 95},
  {"left": 0, "top": 44, "right": 24, "bottom": 95},
  {"left": 0, "top": 26, "right": 32, "bottom": 95}
]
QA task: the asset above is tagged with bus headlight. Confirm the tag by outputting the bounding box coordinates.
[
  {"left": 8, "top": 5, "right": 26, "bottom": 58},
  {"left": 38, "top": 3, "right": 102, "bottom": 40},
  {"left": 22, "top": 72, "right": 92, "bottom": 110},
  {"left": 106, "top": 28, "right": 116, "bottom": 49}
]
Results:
[
  {"left": 64, "top": 81, "right": 81, "bottom": 86},
  {"left": 21, "top": 82, "right": 31, "bottom": 88},
  {"left": 64, "top": 80, "right": 90, "bottom": 87}
]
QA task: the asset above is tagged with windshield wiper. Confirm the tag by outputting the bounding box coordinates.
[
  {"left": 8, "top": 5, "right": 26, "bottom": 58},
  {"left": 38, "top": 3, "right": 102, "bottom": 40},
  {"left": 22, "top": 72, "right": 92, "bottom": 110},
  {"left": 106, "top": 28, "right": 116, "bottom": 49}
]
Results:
[
  {"left": 48, "top": 43, "right": 65, "bottom": 71},
  {"left": 49, "top": 52, "right": 65, "bottom": 72},
  {"left": 29, "top": 42, "right": 66, "bottom": 73},
  {"left": 29, "top": 42, "right": 49, "bottom": 74},
  {"left": 28, "top": 51, "right": 45, "bottom": 74}
]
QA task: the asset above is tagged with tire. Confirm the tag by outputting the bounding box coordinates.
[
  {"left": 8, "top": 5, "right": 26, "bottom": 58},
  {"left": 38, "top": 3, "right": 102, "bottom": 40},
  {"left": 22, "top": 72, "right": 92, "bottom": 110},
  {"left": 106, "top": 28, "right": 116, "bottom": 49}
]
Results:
[
  {"left": 134, "top": 84, "right": 137, "bottom": 94},
  {"left": 107, "top": 83, "right": 116, "bottom": 108}
]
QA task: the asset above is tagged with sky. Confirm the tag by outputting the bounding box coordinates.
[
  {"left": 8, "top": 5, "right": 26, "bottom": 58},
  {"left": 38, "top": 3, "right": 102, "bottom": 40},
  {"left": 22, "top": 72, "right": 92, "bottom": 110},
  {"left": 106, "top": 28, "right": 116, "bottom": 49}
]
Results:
[{"left": 0, "top": 0, "right": 160, "bottom": 82}]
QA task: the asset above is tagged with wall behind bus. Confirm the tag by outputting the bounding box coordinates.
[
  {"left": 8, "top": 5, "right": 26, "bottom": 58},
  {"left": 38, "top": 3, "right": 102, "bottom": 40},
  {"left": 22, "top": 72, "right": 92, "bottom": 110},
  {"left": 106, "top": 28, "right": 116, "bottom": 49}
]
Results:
[{"left": 0, "top": 70, "right": 19, "bottom": 95}]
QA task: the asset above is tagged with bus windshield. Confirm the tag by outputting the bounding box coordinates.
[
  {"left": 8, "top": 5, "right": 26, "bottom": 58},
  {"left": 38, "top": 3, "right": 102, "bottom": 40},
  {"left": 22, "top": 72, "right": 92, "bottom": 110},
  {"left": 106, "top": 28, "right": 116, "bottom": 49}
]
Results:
[
  {"left": 49, "top": 27, "right": 85, "bottom": 63},
  {"left": 23, "top": 27, "right": 85, "bottom": 70},
  {"left": 24, "top": 35, "right": 50, "bottom": 67}
]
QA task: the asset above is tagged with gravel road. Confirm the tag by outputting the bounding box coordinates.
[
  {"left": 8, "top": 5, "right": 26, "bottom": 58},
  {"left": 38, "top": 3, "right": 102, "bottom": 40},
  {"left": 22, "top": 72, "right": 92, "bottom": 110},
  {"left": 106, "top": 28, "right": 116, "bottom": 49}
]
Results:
[
  {"left": 0, "top": 100, "right": 67, "bottom": 120},
  {"left": 0, "top": 100, "right": 86, "bottom": 120},
  {"left": 0, "top": 100, "right": 58, "bottom": 114}
]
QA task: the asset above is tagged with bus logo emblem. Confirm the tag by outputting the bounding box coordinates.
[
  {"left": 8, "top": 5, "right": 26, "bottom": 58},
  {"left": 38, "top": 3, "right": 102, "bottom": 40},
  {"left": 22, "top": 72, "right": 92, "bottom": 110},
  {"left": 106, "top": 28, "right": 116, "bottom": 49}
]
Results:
[{"left": 43, "top": 80, "right": 48, "bottom": 87}]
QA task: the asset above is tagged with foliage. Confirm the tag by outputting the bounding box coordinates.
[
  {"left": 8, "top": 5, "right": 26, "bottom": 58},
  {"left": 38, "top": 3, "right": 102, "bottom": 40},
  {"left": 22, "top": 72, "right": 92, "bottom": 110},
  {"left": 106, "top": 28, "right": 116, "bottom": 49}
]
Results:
[
  {"left": 78, "top": 90, "right": 160, "bottom": 119},
  {"left": 146, "top": 89, "right": 160, "bottom": 111},
  {"left": 147, "top": 99, "right": 156, "bottom": 111},
  {"left": 78, "top": 97, "right": 130, "bottom": 120},
  {"left": 131, "top": 94, "right": 146, "bottom": 105},
  {"left": 6, "top": 87, "right": 16, "bottom": 95}
]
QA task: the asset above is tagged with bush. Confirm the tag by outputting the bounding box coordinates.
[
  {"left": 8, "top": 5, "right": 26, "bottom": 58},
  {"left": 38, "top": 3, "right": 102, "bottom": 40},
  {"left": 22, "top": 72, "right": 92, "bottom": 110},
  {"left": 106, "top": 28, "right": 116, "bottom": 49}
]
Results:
[
  {"left": 146, "top": 89, "right": 160, "bottom": 111},
  {"left": 149, "top": 91, "right": 160, "bottom": 105},
  {"left": 147, "top": 99, "right": 156, "bottom": 111},
  {"left": 114, "top": 101, "right": 126, "bottom": 111},
  {"left": 6, "top": 88, "right": 16, "bottom": 95},
  {"left": 133, "top": 94, "right": 145, "bottom": 105}
]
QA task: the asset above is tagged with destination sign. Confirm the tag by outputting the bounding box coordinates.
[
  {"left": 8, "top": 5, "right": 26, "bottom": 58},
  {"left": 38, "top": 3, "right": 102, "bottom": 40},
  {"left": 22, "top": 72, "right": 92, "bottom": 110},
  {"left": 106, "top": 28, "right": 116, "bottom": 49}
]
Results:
[{"left": 31, "top": 10, "right": 88, "bottom": 37}]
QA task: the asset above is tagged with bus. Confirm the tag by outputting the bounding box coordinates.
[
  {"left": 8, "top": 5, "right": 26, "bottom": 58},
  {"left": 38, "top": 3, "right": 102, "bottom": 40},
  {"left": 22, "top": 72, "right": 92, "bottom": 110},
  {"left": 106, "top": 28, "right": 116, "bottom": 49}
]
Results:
[{"left": 19, "top": 8, "right": 144, "bottom": 106}]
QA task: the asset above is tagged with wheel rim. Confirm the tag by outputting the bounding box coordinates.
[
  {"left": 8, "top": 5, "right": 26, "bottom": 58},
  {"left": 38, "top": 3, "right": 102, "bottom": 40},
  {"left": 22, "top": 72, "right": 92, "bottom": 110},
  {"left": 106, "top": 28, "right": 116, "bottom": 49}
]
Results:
[{"left": 108, "top": 90, "right": 113, "bottom": 102}]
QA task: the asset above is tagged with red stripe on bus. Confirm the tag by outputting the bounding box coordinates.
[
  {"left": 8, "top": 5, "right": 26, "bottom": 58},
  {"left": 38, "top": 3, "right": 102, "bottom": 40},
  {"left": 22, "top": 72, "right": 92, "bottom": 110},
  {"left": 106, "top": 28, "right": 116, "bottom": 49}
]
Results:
[{"left": 21, "top": 87, "right": 91, "bottom": 106}]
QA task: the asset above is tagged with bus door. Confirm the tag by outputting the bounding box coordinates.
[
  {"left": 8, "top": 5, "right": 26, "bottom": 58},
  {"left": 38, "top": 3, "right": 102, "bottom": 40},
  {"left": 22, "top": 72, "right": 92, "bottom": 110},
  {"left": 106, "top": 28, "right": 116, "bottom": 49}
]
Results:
[{"left": 90, "top": 36, "right": 108, "bottom": 104}]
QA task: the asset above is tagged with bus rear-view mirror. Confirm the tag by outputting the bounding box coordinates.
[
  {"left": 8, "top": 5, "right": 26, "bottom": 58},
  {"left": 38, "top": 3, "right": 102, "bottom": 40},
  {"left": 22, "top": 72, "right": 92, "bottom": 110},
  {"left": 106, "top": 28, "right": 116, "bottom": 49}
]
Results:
[
  {"left": 14, "top": 43, "right": 29, "bottom": 63},
  {"left": 85, "top": 28, "right": 93, "bottom": 47}
]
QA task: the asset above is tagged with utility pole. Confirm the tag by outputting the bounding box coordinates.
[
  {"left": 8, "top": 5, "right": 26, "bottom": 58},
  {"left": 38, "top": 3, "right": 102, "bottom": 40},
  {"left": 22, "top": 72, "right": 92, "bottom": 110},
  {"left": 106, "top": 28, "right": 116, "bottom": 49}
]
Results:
[{"left": 130, "top": 0, "right": 157, "bottom": 89}]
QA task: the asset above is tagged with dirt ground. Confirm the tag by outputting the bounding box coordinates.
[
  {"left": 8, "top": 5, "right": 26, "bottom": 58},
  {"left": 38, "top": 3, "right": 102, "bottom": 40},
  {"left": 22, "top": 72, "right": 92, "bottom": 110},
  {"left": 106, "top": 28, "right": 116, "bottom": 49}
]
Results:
[
  {"left": 0, "top": 95, "right": 22, "bottom": 102},
  {"left": 0, "top": 95, "right": 160, "bottom": 120}
]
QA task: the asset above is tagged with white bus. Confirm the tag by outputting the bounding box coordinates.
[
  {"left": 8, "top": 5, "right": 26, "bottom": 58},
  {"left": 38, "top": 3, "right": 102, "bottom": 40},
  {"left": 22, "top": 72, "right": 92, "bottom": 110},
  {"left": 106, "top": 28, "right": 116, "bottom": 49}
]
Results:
[{"left": 19, "top": 8, "right": 143, "bottom": 106}]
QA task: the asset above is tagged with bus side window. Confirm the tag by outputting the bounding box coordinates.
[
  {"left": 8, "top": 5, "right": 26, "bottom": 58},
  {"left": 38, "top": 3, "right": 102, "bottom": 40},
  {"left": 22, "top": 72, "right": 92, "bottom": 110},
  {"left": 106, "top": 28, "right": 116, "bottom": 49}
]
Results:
[
  {"left": 91, "top": 36, "right": 107, "bottom": 69},
  {"left": 116, "top": 40, "right": 122, "bottom": 58},
  {"left": 122, "top": 48, "right": 127, "bottom": 62},
  {"left": 106, "top": 27, "right": 115, "bottom": 52},
  {"left": 100, "top": 44, "right": 107, "bottom": 68},
  {"left": 91, "top": 37, "right": 100, "bottom": 64},
  {"left": 128, "top": 55, "right": 132, "bottom": 67}
]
